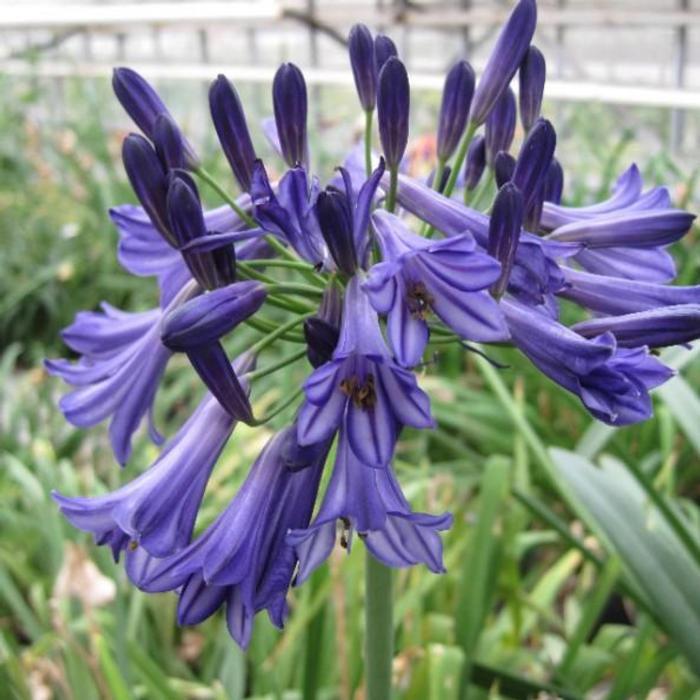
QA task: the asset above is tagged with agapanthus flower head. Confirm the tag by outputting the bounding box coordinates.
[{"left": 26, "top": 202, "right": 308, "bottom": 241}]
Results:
[
  {"left": 485, "top": 87, "right": 516, "bottom": 165},
  {"left": 437, "top": 60, "right": 475, "bottom": 162},
  {"left": 112, "top": 67, "right": 198, "bottom": 168},
  {"left": 209, "top": 74, "right": 257, "bottom": 191},
  {"left": 469, "top": 0, "right": 537, "bottom": 126},
  {"left": 377, "top": 57, "right": 410, "bottom": 169},
  {"left": 518, "top": 45, "right": 546, "bottom": 132},
  {"left": 464, "top": 134, "right": 486, "bottom": 191},
  {"left": 273, "top": 62, "right": 309, "bottom": 168},
  {"left": 349, "top": 23, "right": 377, "bottom": 111}
]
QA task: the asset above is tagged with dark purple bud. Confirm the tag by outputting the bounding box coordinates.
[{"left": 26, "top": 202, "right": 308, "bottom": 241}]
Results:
[
  {"left": 494, "top": 151, "right": 516, "bottom": 188},
  {"left": 273, "top": 63, "right": 308, "bottom": 168},
  {"left": 186, "top": 343, "right": 254, "bottom": 423},
  {"left": 427, "top": 165, "right": 452, "bottom": 194},
  {"left": 316, "top": 188, "right": 357, "bottom": 276},
  {"left": 304, "top": 285, "right": 342, "bottom": 368},
  {"left": 524, "top": 184, "right": 545, "bottom": 231},
  {"left": 464, "top": 135, "right": 486, "bottom": 190},
  {"left": 121, "top": 134, "right": 173, "bottom": 246},
  {"left": 485, "top": 88, "right": 516, "bottom": 164},
  {"left": 209, "top": 75, "right": 257, "bottom": 191},
  {"left": 543, "top": 157, "right": 564, "bottom": 204},
  {"left": 153, "top": 113, "right": 185, "bottom": 170},
  {"left": 488, "top": 183, "right": 524, "bottom": 297},
  {"left": 469, "top": 0, "right": 537, "bottom": 126},
  {"left": 377, "top": 57, "right": 410, "bottom": 170},
  {"left": 374, "top": 34, "right": 398, "bottom": 73},
  {"left": 511, "top": 118, "right": 556, "bottom": 213},
  {"left": 166, "top": 177, "right": 236, "bottom": 290},
  {"left": 349, "top": 24, "right": 377, "bottom": 111},
  {"left": 436, "top": 61, "right": 475, "bottom": 162},
  {"left": 112, "top": 67, "right": 198, "bottom": 168},
  {"left": 519, "top": 46, "right": 546, "bottom": 132},
  {"left": 161, "top": 281, "right": 266, "bottom": 351}
]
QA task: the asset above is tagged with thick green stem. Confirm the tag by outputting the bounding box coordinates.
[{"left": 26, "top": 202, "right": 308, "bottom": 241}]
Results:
[
  {"left": 364, "top": 109, "right": 374, "bottom": 177},
  {"left": 385, "top": 167, "right": 398, "bottom": 213},
  {"left": 248, "top": 313, "right": 312, "bottom": 356},
  {"left": 245, "top": 348, "right": 307, "bottom": 382},
  {"left": 365, "top": 553, "right": 393, "bottom": 700}
]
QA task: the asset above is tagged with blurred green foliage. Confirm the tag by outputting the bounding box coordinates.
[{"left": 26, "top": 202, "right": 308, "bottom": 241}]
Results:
[{"left": 1, "top": 71, "right": 700, "bottom": 699}]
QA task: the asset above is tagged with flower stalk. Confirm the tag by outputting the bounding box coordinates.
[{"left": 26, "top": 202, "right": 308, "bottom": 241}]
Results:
[{"left": 365, "top": 553, "right": 394, "bottom": 700}]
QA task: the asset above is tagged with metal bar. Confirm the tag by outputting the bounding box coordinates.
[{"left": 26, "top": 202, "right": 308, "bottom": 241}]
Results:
[{"left": 4, "top": 60, "right": 700, "bottom": 111}]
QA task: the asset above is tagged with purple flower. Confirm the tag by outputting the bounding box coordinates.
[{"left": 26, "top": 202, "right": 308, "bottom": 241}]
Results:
[
  {"left": 209, "top": 74, "right": 257, "bottom": 191},
  {"left": 297, "top": 277, "right": 434, "bottom": 468},
  {"left": 374, "top": 34, "right": 398, "bottom": 73},
  {"left": 504, "top": 299, "right": 673, "bottom": 425},
  {"left": 304, "top": 285, "right": 342, "bottom": 368},
  {"left": 167, "top": 176, "right": 237, "bottom": 290},
  {"left": 273, "top": 63, "right": 308, "bottom": 168},
  {"left": 112, "top": 67, "right": 198, "bottom": 168},
  {"left": 251, "top": 161, "right": 327, "bottom": 267},
  {"left": 485, "top": 88, "right": 516, "bottom": 164},
  {"left": 573, "top": 305, "right": 700, "bottom": 349},
  {"left": 558, "top": 267, "right": 700, "bottom": 316},
  {"left": 377, "top": 57, "right": 410, "bottom": 169},
  {"left": 518, "top": 46, "right": 546, "bottom": 132},
  {"left": 511, "top": 118, "right": 556, "bottom": 214},
  {"left": 364, "top": 211, "right": 507, "bottom": 367},
  {"left": 288, "top": 427, "right": 452, "bottom": 584},
  {"left": 437, "top": 61, "right": 475, "bottom": 162},
  {"left": 45, "top": 293, "right": 190, "bottom": 465},
  {"left": 543, "top": 158, "right": 564, "bottom": 205},
  {"left": 469, "top": 0, "right": 537, "bottom": 126},
  {"left": 464, "top": 135, "right": 486, "bottom": 191},
  {"left": 488, "top": 183, "right": 525, "bottom": 297},
  {"left": 315, "top": 160, "right": 385, "bottom": 274},
  {"left": 162, "top": 282, "right": 266, "bottom": 423},
  {"left": 128, "top": 425, "right": 331, "bottom": 648},
  {"left": 52, "top": 367, "right": 249, "bottom": 560},
  {"left": 349, "top": 24, "right": 377, "bottom": 111}
]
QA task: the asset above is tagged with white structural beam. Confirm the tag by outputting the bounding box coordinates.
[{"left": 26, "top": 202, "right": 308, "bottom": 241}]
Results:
[{"left": 2, "top": 60, "right": 699, "bottom": 111}]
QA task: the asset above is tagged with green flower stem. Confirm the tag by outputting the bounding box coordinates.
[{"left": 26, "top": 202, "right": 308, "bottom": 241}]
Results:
[
  {"left": 365, "top": 552, "right": 393, "bottom": 700},
  {"left": 364, "top": 109, "right": 374, "bottom": 177},
  {"left": 242, "top": 258, "right": 322, "bottom": 274},
  {"left": 248, "top": 312, "right": 313, "bottom": 356},
  {"left": 244, "top": 317, "right": 305, "bottom": 344},
  {"left": 385, "top": 167, "right": 399, "bottom": 213},
  {"left": 424, "top": 121, "right": 478, "bottom": 238},
  {"left": 245, "top": 348, "right": 308, "bottom": 382},
  {"left": 266, "top": 283, "right": 324, "bottom": 299},
  {"left": 194, "top": 166, "right": 257, "bottom": 228},
  {"left": 250, "top": 387, "right": 304, "bottom": 426},
  {"left": 419, "top": 157, "right": 447, "bottom": 236}
]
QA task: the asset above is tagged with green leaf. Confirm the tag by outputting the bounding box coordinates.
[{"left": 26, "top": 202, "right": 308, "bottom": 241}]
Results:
[{"left": 551, "top": 448, "right": 700, "bottom": 678}]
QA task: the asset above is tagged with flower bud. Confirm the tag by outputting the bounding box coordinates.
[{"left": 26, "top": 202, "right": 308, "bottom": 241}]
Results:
[
  {"left": 304, "top": 285, "right": 342, "bottom": 368},
  {"left": 112, "top": 67, "right": 198, "bottom": 168},
  {"left": 494, "top": 151, "right": 516, "bottom": 188},
  {"left": 209, "top": 74, "right": 257, "bottom": 191},
  {"left": 485, "top": 88, "right": 516, "bottom": 165},
  {"left": 377, "top": 57, "right": 410, "bottom": 170},
  {"left": 437, "top": 61, "right": 475, "bottom": 162},
  {"left": 543, "top": 157, "right": 564, "bottom": 204},
  {"left": 511, "top": 118, "right": 556, "bottom": 213},
  {"left": 167, "top": 176, "right": 236, "bottom": 290},
  {"left": 316, "top": 188, "right": 357, "bottom": 276},
  {"left": 469, "top": 0, "right": 537, "bottom": 126},
  {"left": 161, "top": 281, "right": 266, "bottom": 351},
  {"left": 153, "top": 113, "right": 186, "bottom": 170},
  {"left": 464, "top": 135, "right": 486, "bottom": 191},
  {"left": 374, "top": 34, "right": 398, "bottom": 73},
  {"left": 121, "top": 134, "right": 173, "bottom": 245},
  {"left": 349, "top": 24, "right": 377, "bottom": 111},
  {"left": 519, "top": 46, "right": 546, "bottom": 132},
  {"left": 273, "top": 63, "right": 308, "bottom": 168},
  {"left": 488, "top": 183, "right": 524, "bottom": 297}
]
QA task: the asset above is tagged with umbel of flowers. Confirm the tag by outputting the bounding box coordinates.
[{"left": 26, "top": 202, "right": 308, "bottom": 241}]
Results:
[{"left": 49, "top": 0, "right": 699, "bottom": 649}]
